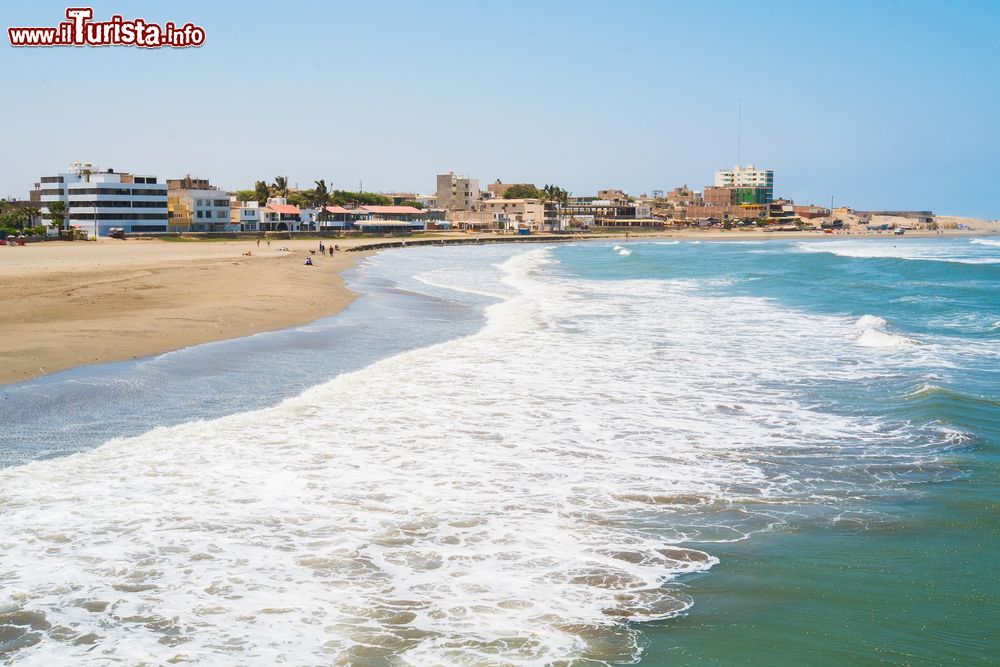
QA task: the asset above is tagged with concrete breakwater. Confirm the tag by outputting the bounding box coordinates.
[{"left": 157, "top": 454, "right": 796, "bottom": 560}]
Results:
[{"left": 345, "top": 234, "right": 606, "bottom": 252}]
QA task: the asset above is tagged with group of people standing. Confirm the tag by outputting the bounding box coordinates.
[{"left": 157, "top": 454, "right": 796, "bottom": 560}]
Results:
[
  {"left": 305, "top": 241, "right": 341, "bottom": 266},
  {"left": 318, "top": 241, "right": 340, "bottom": 256}
]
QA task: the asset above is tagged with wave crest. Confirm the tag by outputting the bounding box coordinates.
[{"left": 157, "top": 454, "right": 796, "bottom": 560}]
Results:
[{"left": 854, "top": 315, "right": 920, "bottom": 349}]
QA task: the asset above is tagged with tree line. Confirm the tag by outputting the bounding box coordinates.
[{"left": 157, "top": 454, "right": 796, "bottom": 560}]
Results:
[
  {"left": 234, "top": 177, "right": 406, "bottom": 210},
  {"left": 0, "top": 202, "right": 46, "bottom": 238},
  {"left": 502, "top": 184, "right": 570, "bottom": 204}
]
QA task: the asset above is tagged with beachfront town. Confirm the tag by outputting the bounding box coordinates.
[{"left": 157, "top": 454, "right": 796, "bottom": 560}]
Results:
[{"left": 0, "top": 161, "right": 942, "bottom": 239}]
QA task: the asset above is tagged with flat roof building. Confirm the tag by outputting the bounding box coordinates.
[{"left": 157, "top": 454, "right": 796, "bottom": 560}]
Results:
[
  {"left": 167, "top": 175, "right": 233, "bottom": 232},
  {"left": 481, "top": 198, "right": 545, "bottom": 230},
  {"left": 715, "top": 164, "right": 774, "bottom": 203},
  {"left": 436, "top": 172, "right": 481, "bottom": 211},
  {"left": 36, "top": 161, "right": 168, "bottom": 237},
  {"left": 486, "top": 180, "right": 535, "bottom": 198}
]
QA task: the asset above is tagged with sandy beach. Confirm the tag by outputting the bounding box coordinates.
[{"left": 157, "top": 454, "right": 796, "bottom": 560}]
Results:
[
  {"left": 1, "top": 225, "right": 996, "bottom": 385},
  {"left": 0, "top": 238, "right": 372, "bottom": 385}
]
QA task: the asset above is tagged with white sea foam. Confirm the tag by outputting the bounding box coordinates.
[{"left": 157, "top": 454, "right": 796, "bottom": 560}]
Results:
[
  {"left": 414, "top": 268, "right": 509, "bottom": 300},
  {"left": 796, "top": 240, "right": 1000, "bottom": 264},
  {"left": 970, "top": 238, "right": 1000, "bottom": 247},
  {"left": 854, "top": 315, "right": 920, "bottom": 349},
  {"left": 0, "top": 247, "right": 949, "bottom": 665},
  {"left": 618, "top": 248, "right": 632, "bottom": 256}
]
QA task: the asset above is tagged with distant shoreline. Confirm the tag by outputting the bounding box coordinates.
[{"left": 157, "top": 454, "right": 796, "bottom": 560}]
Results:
[
  {"left": 1, "top": 228, "right": 996, "bottom": 385},
  {"left": 343, "top": 226, "right": 997, "bottom": 252}
]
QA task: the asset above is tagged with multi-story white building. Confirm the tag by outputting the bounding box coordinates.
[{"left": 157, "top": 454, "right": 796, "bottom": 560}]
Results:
[
  {"left": 36, "top": 161, "right": 168, "bottom": 237},
  {"left": 436, "top": 172, "right": 481, "bottom": 211},
  {"left": 167, "top": 176, "right": 233, "bottom": 232},
  {"left": 231, "top": 199, "right": 266, "bottom": 232},
  {"left": 714, "top": 164, "right": 774, "bottom": 203},
  {"left": 260, "top": 199, "right": 302, "bottom": 231}
]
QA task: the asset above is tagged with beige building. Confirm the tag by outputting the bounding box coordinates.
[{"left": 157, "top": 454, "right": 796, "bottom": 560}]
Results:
[
  {"left": 436, "top": 172, "right": 481, "bottom": 211},
  {"left": 487, "top": 180, "right": 534, "bottom": 198},
  {"left": 480, "top": 198, "right": 545, "bottom": 230},
  {"left": 597, "top": 188, "right": 629, "bottom": 202}
]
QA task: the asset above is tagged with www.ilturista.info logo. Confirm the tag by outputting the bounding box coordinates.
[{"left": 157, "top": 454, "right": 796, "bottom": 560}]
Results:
[{"left": 8, "top": 7, "right": 205, "bottom": 48}]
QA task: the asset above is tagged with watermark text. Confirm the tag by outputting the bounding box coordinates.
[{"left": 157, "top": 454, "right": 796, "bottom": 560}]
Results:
[{"left": 8, "top": 8, "right": 205, "bottom": 48}]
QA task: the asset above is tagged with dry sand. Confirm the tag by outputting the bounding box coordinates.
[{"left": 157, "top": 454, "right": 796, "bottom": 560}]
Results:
[{"left": 0, "top": 238, "right": 371, "bottom": 385}]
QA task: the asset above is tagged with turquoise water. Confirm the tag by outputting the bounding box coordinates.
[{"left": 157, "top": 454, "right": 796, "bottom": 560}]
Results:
[
  {"left": 553, "top": 238, "right": 999, "bottom": 665},
  {"left": 0, "top": 238, "right": 997, "bottom": 664}
]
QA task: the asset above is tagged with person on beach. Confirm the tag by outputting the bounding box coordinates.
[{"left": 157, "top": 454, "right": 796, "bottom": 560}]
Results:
[
  {"left": 256, "top": 238, "right": 260, "bottom": 247},
  {"left": 304, "top": 257, "right": 313, "bottom": 266},
  {"left": 319, "top": 242, "right": 325, "bottom": 253},
  {"left": 328, "top": 246, "right": 334, "bottom": 257}
]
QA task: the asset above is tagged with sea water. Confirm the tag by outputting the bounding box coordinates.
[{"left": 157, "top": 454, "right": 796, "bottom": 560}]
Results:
[{"left": 0, "top": 238, "right": 997, "bottom": 665}]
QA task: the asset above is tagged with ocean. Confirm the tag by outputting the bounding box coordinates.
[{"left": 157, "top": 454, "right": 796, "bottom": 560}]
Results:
[{"left": 1, "top": 237, "right": 997, "bottom": 665}]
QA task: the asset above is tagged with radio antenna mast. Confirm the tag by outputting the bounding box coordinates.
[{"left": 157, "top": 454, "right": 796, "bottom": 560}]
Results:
[{"left": 737, "top": 101, "right": 742, "bottom": 166}]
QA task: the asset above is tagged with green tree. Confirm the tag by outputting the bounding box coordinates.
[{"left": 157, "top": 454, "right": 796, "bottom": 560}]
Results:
[
  {"left": 21, "top": 207, "right": 40, "bottom": 233},
  {"left": 254, "top": 180, "right": 270, "bottom": 206},
  {"left": 311, "top": 180, "right": 333, "bottom": 220},
  {"left": 235, "top": 189, "right": 256, "bottom": 202},
  {"left": 312, "top": 179, "right": 331, "bottom": 208},
  {"left": 542, "top": 184, "right": 569, "bottom": 205},
  {"left": 0, "top": 208, "right": 20, "bottom": 232},
  {"left": 329, "top": 190, "right": 391, "bottom": 206},
  {"left": 271, "top": 176, "right": 289, "bottom": 198},
  {"left": 47, "top": 201, "right": 68, "bottom": 231},
  {"left": 503, "top": 184, "right": 545, "bottom": 200},
  {"left": 399, "top": 200, "right": 424, "bottom": 209},
  {"left": 286, "top": 192, "right": 311, "bottom": 208}
]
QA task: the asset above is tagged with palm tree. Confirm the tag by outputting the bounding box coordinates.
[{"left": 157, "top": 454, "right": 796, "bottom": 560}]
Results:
[
  {"left": 22, "top": 206, "right": 40, "bottom": 233},
  {"left": 254, "top": 180, "right": 270, "bottom": 206},
  {"left": 271, "top": 176, "right": 289, "bottom": 198},
  {"left": 542, "top": 184, "right": 569, "bottom": 206},
  {"left": 313, "top": 179, "right": 332, "bottom": 221},
  {"left": 47, "top": 201, "right": 67, "bottom": 231},
  {"left": 313, "top": 179, "right": 330, "bottom": 207}
]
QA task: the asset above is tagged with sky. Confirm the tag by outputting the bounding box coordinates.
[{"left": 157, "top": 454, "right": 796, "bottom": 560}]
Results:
[{"left": 1, "top": 0, "right": 998, "bottom": 218}]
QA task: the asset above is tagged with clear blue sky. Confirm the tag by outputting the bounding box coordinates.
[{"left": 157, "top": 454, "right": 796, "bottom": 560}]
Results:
[{"left": 2, "top": 0, "right": 998, "bottom": 217}]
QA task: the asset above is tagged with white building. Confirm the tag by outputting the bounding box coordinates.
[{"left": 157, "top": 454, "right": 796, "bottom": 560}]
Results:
[
  {"left": 436, "top": 172, "right": 481, "bottom": 211},
  {"left": 261, "top": 198, "right": 302, "bottom": 231},
  {"left": 167, "top": 176, "right": 233, "bottom": 232},
  {"left": 714, "top": 164, "right": 774, "bottom": 202},
  {"left": 36, "top": 161, "right": 168, "bottom": 237},
  {"left": 231, "top": 200, "right": 263, "bottom": 232}
]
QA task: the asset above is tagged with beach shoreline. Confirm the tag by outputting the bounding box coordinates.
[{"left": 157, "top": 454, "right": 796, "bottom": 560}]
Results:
[
  {"left": 1, "top": 227, "right": 995, "bottom": 386},
  {"left": 0, "top": 238, "right": 371, "bottom": 385}
]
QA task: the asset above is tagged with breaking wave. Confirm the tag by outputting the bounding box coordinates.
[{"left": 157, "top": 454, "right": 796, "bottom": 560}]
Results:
[
  {"left": 854, "top": 315, "right": 921, "bottom": 349},
  {"left": 0, "top": 248, "right": 957, "bottom": 665}
]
